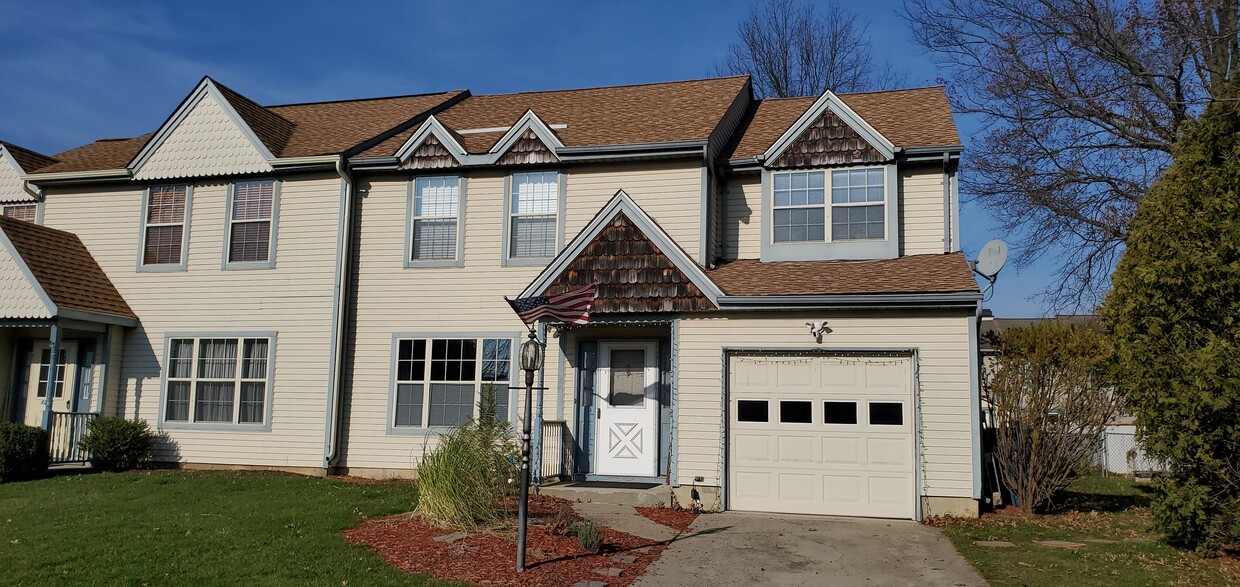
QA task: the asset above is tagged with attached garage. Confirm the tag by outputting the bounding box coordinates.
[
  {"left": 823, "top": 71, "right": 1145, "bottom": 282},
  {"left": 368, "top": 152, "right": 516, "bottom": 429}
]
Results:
[{"left": 727, "top": 353, "right": 917, "bottom": 519}]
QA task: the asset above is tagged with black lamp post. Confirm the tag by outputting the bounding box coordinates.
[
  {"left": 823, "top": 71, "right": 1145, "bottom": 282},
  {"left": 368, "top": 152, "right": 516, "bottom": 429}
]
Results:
[{"left": 516, "top": 328, "right": 544, "bottom": 572}]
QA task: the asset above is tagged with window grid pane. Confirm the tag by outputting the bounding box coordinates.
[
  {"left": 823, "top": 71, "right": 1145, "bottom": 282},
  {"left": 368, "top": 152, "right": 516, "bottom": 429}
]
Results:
[
  {"left": 427, "top": 383, "right": 475, "bottom": 427},
  {"left": 830, "top": 168, "right": 885, "bottom": 241},
  {"left": 194, "top": 381, "right": 235, "bottom": 422},
  {"left": 232, "top": 181, "right": 274, "bottom": 221},
  {"left": 830, "top": 204, "right": 884, "bottom": 240},
  {"left": 2, "top": 204, "right": 37, "bottom": 222},
  {"left": 229, "top": 181, "right": 273, "bottom": 263},
  {"left": 144, "top": 225, "right": 184, "bottom": 265},
  {"left": 412, "top": 219, "right": 457, "bottom": 260},
  {"left": 147, "top": 186, "right": 187, "bottom": 223},
  {"left": 229, "top": 221, "right": 271, "bottom": 263},
  {"left": 395, "top": 383, "right": 425, "bottom": 427},
  {"left": 773, "top": 171, "right": 826, "bottom": 243},
  {"left": 143, "top": 186, "right": 186, "bottom": 265},
  {"left": 509, "top": 172, "right": 558, "bottom": 258},
  {"left": 510, "top": 216, "right": 556, "bottom": 257}
]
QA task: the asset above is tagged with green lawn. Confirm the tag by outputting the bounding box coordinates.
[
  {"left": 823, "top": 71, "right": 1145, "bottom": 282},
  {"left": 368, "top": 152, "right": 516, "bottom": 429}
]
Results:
[
  {"left": 0, "top": 470, "right": 456, "bottom": 586},
  {"left": 938, "top": 475, "right": 1239, "bottom": 586}
]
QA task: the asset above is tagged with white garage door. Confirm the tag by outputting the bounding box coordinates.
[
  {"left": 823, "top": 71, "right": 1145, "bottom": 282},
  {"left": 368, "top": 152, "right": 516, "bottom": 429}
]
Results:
[{"left": 727, "top": 354, "right": 916, "bottom": 519}]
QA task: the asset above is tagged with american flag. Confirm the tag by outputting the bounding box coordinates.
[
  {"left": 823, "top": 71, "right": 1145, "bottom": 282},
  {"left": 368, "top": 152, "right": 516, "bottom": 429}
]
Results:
[{"left": 506, "top": 284, "right": 598, "bottom": 326}]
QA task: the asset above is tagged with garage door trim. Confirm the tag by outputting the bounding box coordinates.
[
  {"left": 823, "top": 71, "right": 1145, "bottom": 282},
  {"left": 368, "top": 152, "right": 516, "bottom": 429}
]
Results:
[{"left": 721, "top": 347, "right": 922, "bottom": 520}]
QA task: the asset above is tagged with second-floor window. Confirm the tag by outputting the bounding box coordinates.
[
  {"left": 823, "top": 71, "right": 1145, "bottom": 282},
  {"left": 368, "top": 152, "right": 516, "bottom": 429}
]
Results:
[
  {"left": 2, "top": 204, "right": 37, "bottom": 223},
  {"left": 410, "top": 176, "right": 460, "bottom": 262},
  {"left": 772, "top": 168, "right": 886, "bottom": 244},
  {"left": 227, "top": 180, "right": 276, "bottom": 266},
  {"left": 142, "top": 185, "right": 188, "bottom": 266},
  {"left": 508, "top": 171, "right": 559, "bottom": 259}
]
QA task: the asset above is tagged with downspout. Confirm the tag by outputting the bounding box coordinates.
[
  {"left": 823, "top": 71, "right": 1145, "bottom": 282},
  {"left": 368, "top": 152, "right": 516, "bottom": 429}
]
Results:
[
  {"left": 323, "top": 156, "right": 355, "bottom": 471},
  {"left": 942, "top": 153, "right": 952, "bottom": 253}
]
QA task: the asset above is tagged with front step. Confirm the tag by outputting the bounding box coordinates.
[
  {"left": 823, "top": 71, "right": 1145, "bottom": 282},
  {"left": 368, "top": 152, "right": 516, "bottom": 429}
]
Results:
[{"left": 540, "top": 481, "right": 672, "bottom": 508}]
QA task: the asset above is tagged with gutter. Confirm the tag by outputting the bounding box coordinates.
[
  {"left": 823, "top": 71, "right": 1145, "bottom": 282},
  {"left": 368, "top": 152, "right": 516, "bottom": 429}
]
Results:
[
  {"left": 716, "top": 291, "right": 982, "bottom": 310},
  {"left": 323, "top": 155, "right": 356, "bottom": 471}
]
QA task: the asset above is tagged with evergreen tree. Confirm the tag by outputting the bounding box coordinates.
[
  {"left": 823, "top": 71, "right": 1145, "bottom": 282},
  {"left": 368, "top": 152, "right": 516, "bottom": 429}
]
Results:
[{"left": 1101, "top": 86, "right": 1240, "bottom": 551}]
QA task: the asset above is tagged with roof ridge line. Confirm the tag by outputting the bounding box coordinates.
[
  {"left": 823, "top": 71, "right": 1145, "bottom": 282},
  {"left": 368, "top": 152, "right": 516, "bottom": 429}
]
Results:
[
  {"left": 266, "top": 89, "right": 468, "bottom": 109},
  {"left": 465, "top": 74, "right": 751, "bottom": 99}
]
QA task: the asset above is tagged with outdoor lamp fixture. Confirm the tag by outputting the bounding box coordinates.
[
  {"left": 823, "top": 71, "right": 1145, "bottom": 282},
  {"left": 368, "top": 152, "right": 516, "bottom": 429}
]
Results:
[{"left": 516, "top": 329, "right": 545, "bottom": 573}]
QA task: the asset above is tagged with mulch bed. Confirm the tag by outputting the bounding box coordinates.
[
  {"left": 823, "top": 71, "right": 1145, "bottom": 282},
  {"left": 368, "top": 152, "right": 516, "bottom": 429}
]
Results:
[
  {"left": 343, "top": 494, "right": 668, "bottom": 586},
  {"left": 635, "top": 507, "right": 699, "bottom": 534}
]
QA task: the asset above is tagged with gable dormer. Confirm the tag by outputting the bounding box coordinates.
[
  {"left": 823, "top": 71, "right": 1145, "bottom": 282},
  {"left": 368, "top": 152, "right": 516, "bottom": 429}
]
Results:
[
  {"left": 129, "top": 78, "right": 286, "bottom": 180},
  {"left": 490, "top": 110, "right": 562, "bottom": 166},
  {"left": 396, "top": 115, "right": 468, "bottom": 169}
]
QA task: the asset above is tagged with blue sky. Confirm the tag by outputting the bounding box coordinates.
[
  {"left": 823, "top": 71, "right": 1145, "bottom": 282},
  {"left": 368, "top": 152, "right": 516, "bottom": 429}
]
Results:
[{"left": 0, "top": 0, "right": 1057, "bottom": 316}]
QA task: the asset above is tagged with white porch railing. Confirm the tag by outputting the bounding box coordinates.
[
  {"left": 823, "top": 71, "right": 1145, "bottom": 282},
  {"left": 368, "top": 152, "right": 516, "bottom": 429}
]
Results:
[
  {"left": 48, "top": 411, "right": 95, "bottom": 464},
  {"left": 539, "top": 420, "right": 572, "bottom": 484}
]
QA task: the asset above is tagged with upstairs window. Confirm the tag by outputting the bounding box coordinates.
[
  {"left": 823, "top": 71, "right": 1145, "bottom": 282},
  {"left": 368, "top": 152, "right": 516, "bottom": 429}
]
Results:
[
  {"left": 508, "top": 171, "right": 559, "bottom": 259},
  {"left": 770, "top": 167, "right": 886, "bottom": 244},
  {"left": 410, "top": 176, "right": 461, "bottom": 263},
  {"left": 227, "top": 180, "right": 276, "bottom": 266},
  {"left": 142, "top": 185, "right": 189, "bottom": 266},
  {"left": 2, "top": 204, "right": 37, "bottom": 223},
  {"left": 831, "top": 168, "right": 885, "bottom": 240}
]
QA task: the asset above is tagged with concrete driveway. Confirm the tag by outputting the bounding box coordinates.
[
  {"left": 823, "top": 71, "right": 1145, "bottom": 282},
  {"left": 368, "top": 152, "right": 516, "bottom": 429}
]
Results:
[{"left": 634, "top": 512, "right": 986, "bottom": 587}]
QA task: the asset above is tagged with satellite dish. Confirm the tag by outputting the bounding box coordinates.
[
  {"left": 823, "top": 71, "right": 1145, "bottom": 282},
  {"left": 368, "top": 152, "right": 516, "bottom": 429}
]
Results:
[{"left": 974, "top": 239, "right": 1008, "bottom": 278}]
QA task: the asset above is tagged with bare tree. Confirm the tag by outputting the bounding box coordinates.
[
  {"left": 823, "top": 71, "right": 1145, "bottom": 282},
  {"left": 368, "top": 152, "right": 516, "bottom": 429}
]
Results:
[
  {"left": 984, "top": 322, "right": 1120, "bottom": 512},
  {"left": 719, "top": 0, "right": 906, "bottom": 97},
  {"left": 904, "top": 0, "right": 1238, "bottom": 310}
]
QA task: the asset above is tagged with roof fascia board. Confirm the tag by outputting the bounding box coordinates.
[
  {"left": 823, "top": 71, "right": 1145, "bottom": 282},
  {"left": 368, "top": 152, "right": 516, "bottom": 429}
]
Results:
[
  {"left": 393, "top": 115, "right": 469, "bottom": 165},
  {"left": 519, "top": 190, "right": 725, "bottom": 304},
  {"left": 25, "top": 170, "right": 132, "bottom": 185},
  {"left": 556, "top": 140, "right": 707, "bottom": 155},
  {"left": 127, "top": 77, "right": 276, "bottom": 174},
  {"left": 904, "top": 145, "right": 964, "bottom": 155},
  {"left": 762, "top": 91, "right": 896, "bottom": 163},
  {"left": 0, "top": 226, "right": 58, "bottom": 317},
  {"left": 717, "top": 291, "right": 982, "bottom": 310},
  {"left": 488, "top": 110, "right": 565, "bottom": 156},
  {"left": 57, "top": 308, "right": 138, "bottom": 327}
]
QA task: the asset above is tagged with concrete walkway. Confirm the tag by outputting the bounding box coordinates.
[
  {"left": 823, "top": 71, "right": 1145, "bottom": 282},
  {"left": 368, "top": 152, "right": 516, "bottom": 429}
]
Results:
[
  {"left": 633, "top": 512, "right": 987, "bottom": 587},
  {"left": 574, "top": 502, "right": 680, "bottom": 542}
]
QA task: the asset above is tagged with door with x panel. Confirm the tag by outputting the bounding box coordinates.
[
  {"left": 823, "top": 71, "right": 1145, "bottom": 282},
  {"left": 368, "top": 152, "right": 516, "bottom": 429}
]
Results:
[{"left": 594, "top": 341, "right": 659, "bottom": 477}]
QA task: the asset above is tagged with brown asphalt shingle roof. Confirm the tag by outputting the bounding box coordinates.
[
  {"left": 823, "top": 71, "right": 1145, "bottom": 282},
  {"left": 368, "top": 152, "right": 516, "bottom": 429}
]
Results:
[
  {"left": 0, "top": 215, "right": 136, "bottom": 319},
  {"left": 1, "top": 142, "right": 58, "bottom": 172},
  {"left": 360, "top": 76, "right": 751, "bottom": 157},
  {"left": 724, "top": 86, "right": 961, "bottom": 160},
  {"left": 706, "top": 252, "right": 979, "bottom": 296},
  {"left": 33, "top": 83, "right": 465, "bottom": 174}
]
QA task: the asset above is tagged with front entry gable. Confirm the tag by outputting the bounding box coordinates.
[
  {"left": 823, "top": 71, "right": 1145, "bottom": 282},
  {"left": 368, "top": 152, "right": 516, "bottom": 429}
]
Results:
[
  {"left": 521, "top": 191, "right": 722, "bottom": 313},
  {"left": 0, "top": 227, "right": 53, "bottom": 320},
  {"left": 764, "top": 91, "right": 896, "bottom": 168},
  {"left": 130, "top": 78, "right": 279, "bottom": 180}
]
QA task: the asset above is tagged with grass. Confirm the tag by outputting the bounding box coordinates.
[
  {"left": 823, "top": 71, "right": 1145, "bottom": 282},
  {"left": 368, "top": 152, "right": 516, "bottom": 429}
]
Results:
[
  {"left": 0, "top": 470, "right": 463, "bottom": 586},
  {"left": 938, "top": 474, "right": 1240, "bottom": 586}
]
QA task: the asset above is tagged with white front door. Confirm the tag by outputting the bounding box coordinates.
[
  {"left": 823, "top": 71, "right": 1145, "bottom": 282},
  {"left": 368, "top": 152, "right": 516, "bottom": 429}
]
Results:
[
  {"left": 594, "top": 341, "right": 659, "bottom": 477},
  {"left": 23, "top": 341, "right": 78, "bottom": 427}
]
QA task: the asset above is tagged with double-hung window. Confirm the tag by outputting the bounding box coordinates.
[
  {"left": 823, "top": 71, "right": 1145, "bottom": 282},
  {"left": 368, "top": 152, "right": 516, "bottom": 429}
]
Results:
[
  {"left": 771, "top": 167, "right": 886, "bottom": 243},
  {"left": 507, "top": 171, "right": 559, "bottom": 259},
  {"left": 409, "top": 176, "right": 461, "bottom": 263},
  {"left": 164, "top": 336, "right": 273, "bottom": 426},
  {"left": 393, "top": 336, "right": 513, "bottom": 429},
  {"left": 142, "top": 185, "right": 189, "bottom": 267},
  {"left": 226, "top": 180, "right": 276, "bottom": 266},
  {"left": 2, "top": 204, "right": 37, "bottom": 223}
]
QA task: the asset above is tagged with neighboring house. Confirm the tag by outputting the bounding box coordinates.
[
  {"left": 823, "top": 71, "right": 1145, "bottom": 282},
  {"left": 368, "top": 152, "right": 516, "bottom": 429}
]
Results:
[
  {"left": 0, "top": 141, "right": 58, "bottom": 221},
  {"left": 0, "top": 75, "right": 982, "bottom": 520}
]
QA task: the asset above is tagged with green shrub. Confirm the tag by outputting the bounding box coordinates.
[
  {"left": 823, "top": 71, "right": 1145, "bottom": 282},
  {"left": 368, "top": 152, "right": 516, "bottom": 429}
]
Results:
[
  {"left": 571, "top": 520, "right": 602, "bottom": 553},
  {"left": 414, "top": 385, "right": 518, "bottom": 529},
  {"left": 78, "top": 417, "right": 155, "bottom": 472},
  {"left": 0, "top": 423, "right": 49, "bottom": 483}
]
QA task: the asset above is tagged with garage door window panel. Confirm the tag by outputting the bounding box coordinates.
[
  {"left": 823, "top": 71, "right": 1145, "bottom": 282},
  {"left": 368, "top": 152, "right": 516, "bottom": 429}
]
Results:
[
  {"left": 869, "top": 402, "right": 905, "bottom": 426},
  {"left": 737, "top": 400, "right": 769, "bottom": 423},
  {"left": 823, "top": 401, "right": 858, "bottom": 425},
  {"left": 779, "top": 400, "right": 813, "bottom": 424}
]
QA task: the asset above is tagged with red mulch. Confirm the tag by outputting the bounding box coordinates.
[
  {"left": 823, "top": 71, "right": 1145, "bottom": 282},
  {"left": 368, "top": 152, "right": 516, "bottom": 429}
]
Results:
[
  {"left": 635, "top": 507, "right": 699, "bottom": 534},
  {"left": 343, "top": 495, "right": 668, "bottom": 586}
]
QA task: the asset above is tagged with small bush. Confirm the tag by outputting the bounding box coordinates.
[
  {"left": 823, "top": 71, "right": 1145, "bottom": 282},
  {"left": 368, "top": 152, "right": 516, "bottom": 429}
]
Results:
[
  {"left": 547, "top": 503, "right": 583, "bottom": 536},
  {"left": 415, "top": 385, "right": 518, "bottom": 529},
  {"left": 571, "top": 521, "right": 602, "bottom": 553},
  {"left": 78, "top": 417, "right": 155, "bottom": 472},
  {"left": 0, "top": 423, "right": 49, "bottom": 483}
]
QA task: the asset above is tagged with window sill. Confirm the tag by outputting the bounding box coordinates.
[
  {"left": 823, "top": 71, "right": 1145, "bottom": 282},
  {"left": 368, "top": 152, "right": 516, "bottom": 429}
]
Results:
[
  {"left": 159, "top": 421, "right": 271, "bottom": 432},
  {"left": 404, "top": 258, "right": 465, "bottom": 269},
  {"left": 386, "top": 425, "right": 458, "bottom": 436},
  {"left": 503, "top": 256, "right": 554, "bottom": 267},
  {"left": 138, "top": 263, "right": 188, "bottom": 273},
  {"left": 222, "top": 260, "right": 278, "bottom": 271}
]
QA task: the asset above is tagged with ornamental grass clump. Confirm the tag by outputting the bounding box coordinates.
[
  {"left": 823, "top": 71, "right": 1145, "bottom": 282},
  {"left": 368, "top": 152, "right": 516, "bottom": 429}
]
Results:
[{"left": 415, "top": 385, "right": 518, "bottom": 529}]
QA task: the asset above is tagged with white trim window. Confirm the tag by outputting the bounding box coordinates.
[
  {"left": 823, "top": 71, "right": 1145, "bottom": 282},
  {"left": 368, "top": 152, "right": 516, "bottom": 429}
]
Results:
[
  {"left": 772, "top": 171, "right": 826, "bottom": 242},
  {"left": 771, "top": 167, "right": 887, "bottom": 243},
  {"left": 2, "top": 204, "right": 37, "bottom": 223},
  {"left": 165, "top": 337, "right": 271, "bottom": 425},
  {"left": 142, "top": 185, "right": 188, "bottom": 265},
  {"left": 228, "top": 180, "right": 275, "bottom": 264},
  {"left": 830, "top": 168, "right": 885, "bottom": 240},
  {"left": 508, "top": 171, "right": 558, "bottom": 258},
  {"left": 411, "top": 176, "right": 460, "bottom": 261},
  {"left": 393, "top": 337, "right": 513, "bottom": 428}
]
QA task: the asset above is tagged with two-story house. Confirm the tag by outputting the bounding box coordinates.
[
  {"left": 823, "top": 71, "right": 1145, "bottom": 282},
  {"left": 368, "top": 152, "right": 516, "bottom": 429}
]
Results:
[{"left": 0, "top": 74, "right": 981, "bottom": 519}]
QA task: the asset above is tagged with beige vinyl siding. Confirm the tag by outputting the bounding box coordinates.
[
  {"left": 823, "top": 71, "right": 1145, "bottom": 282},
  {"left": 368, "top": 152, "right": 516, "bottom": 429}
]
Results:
[
  {"left": 134, "top": 92, "right": 273, "bottom": 181},
  {"left": 899, "top": 164, "right": 947, "bottom": 255},
  {"left": 563, "top": 162, "right": 702, "bottom": 261},
  {"left": 41, "top": 172, "right": 342, "bottom": 469},
  {"left": 722, "top": 165, "right": 950, "bottom": 260},
  {"left": 675, "top": 312, "right": 974, "bottom": 499},
  {"left": 723, "top": 175, "right": 761, "bottom": 260}
]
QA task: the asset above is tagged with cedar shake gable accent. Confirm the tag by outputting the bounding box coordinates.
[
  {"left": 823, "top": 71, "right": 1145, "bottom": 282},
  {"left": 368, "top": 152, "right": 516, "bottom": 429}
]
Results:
[
  {"left": 767, "top": 107, "right": 887, "bottom": 169},
  {"left": 707, "top": 253, "right": 980, "bottom": 296},
  {"left": 0, "top": 215, "right": 136, "bottom": 320},
  {"left": 546, "top": 212, "right": 715, "bottom": 313},
  {"left": 404, "top": 134, "right": 461, "bottom": 169},
  {"left": 495, "top": 129, "right": 558, "bottom": 166}
]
